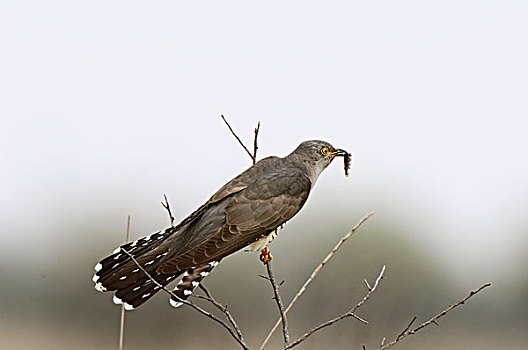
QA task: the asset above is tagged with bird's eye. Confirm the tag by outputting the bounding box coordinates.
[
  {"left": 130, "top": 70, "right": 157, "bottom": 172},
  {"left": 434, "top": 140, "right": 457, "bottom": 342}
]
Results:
[{"left": 320, "top": 147, "right": 329, "bottom": 156}]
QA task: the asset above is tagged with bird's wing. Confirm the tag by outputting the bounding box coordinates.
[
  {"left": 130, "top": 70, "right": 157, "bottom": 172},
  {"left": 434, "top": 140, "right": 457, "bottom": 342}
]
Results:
[
  {"left": 158, "top": 167, "right": 311, "bottom": 273},
  {"left": 207, "top": 156, "right": 279, "bottom": 203},
  {"left": 149, "top": 157, "right": 280, "bottom": 262},
  {"left": 156, "top": 159, "right": 282, "bottom": 235}
]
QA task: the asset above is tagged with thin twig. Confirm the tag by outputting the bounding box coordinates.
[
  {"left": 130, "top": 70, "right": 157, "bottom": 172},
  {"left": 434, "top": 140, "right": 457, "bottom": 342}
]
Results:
[
  {"left": 260, "top": 211, "right": 375, "bottom": 349},
  {"left": 286, "top": 265, "right": 385, "bottom": 349},
  {"left": 396, "top": 316, "right": 416, "bottom": 342},
  {"left": 351, "top": 265, "right": 385, "bottom": 312},
  {"left": 253, "top": 121, "right": 260, "bottom": 164},
  {"left": 221, "top": 115, "right": 255, "bottom": 162},
  {"left": 196, "top": 284, "right": 245, "bottom": 342},
  {"left": 118, "top": 215, "right": 131, "bottom": 350},
  {"left": 266, "top": 261, "right": 290, "bottom": 348},
  {"left": 161, "top": 194, "right": 175, "bottom": 227},
  {"left": 379, "top": 283, "right": 492, "bottom": 349},
  {"left": 120, "top": 249, "right": 249, "bottom": 350}
]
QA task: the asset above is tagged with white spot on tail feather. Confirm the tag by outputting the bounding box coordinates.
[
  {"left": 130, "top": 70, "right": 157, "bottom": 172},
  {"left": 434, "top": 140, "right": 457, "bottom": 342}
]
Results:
[
  {"left": 113, "top": 295, "right": 123, "bottom": 305},
  {"left": 94, "top": 263, "right": 102, "bottom": 272},
  {"left": 183, "top": 289, "right": 193, "bottom": 296},
  {"left": 200, "top": 271, "right": 209, "bottom": 277},
  {"left": 113, "top": 247, "right": 121, "bottom": 254},
  {"left": 114, "top": 254, "right": 121, "bottom": 260},
  {"left": 94, "top": 282, "right": 107, "bottom": 292},
  {"left": 132, "top": 268, "right": 139, "bottom": 273},
  {"left": 145, "top": 260, "right": 154, "bottom": 265},
  {"left": 142, "top": 293, "right": 151, "bottom": 298},
  {"left": 192, "top": 281, "right": 199, "bottom": 287},
  {"left": 92, "top": 274, "right": 100, "bottom": 283},
  {"left": 119, "top": 276, "right": 127, "bottom": 280},
  {"left": 132, "top": 286, "right": 140, "bottom": 292},
  {"left": 209, "top": 261, "right": 219, "bottom": 267},
  {"left": 124, "top": 303, "right": 134, "bottom": 311},
  {"left": 169, "top": 299, "right": 182, "bottom": 308},
  {"left": 130, "top": 240, "right": 138, "bottom": 247}
]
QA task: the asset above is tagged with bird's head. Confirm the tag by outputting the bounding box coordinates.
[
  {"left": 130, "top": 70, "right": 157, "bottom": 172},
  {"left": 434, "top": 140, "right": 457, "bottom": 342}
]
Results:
[{"left": 290, "top": 140, "right": 351, "bottom": 184}]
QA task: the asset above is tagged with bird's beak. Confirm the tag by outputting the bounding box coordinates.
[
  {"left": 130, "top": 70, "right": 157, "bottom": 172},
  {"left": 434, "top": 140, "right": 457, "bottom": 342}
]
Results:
[{"left": 329, "top": 149, "right": 349, "bottom": 158}]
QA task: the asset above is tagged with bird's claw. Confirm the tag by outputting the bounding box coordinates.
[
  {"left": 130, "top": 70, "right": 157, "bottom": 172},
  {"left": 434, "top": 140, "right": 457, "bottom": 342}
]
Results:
[{"left": 259, "top": 247, "right": 273, "bottom": 264}]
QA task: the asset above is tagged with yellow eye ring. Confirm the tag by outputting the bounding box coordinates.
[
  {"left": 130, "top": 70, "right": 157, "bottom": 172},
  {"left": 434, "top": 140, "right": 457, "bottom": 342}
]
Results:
[{"left": 320, "top": 147, "right": 329, "bottom": 156}]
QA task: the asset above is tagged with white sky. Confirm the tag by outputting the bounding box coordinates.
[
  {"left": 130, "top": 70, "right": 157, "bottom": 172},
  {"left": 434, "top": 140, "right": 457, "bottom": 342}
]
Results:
[{"left": 1, "top": 1, "right": 527, "bottom": 284}]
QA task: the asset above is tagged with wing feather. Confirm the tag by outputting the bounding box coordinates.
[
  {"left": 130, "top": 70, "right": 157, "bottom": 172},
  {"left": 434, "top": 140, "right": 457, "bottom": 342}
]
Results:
[{"left": 157, "top": 166, "right": 311, "bottom": 273}]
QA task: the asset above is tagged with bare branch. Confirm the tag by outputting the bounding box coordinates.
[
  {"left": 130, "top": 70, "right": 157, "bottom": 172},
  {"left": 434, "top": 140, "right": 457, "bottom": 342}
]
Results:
[
  {"left": 253, "top": 121, "right": 260, "bottom": 164},
  {"left": 266, "top": 261, "right": 290, "bottom": 348},
  {"left": 287, "top": 313, "right": 367, "bottom": 350},
  {"left": 364, "top": 278, "right": 372, "bottom": 290},
  {"left": 351, "top": 265, "right": 385, "bottom": 311},
  {"left": 379, "top": 283, "right": 492, "bottom": 349},
  {"left": 120, "top": 249, "right": 249, "bottom": 350},
  {"left": 161, "top": 194, "right": 175, "bottom": 227},
  {"left": 286, "top": 265, "right": 385, "bottom": 349},
  {"left": 260, "top": 211, "right": 375, "bottom": 349},
  {"left": 221, "top": 115, "right": 255, "bottom": 163},
  {"left": 196, "top": 284, "right": 245, "bottom": 343},
  {"left": 396, "top": 316, "right": 416, "bottom": 342},
  {"left": 118, "top": 215, "right": 131, "bottom": 350}
]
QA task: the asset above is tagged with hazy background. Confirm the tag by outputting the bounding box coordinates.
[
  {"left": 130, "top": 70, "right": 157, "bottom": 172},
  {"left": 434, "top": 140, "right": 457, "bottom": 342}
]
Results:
[{"left": 1, "top": 1, "right": 527, "bottom": 349}]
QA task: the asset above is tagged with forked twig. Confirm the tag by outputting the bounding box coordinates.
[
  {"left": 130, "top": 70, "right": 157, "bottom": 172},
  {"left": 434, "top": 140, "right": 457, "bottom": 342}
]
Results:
[
  {"left": 120, "top": 249, "right": 249, "bottom": 350},
  {"left": 285, "top": 265, "right": 385, "bottom": 349},
  {"left": 395, "top": 316, "right": 417, "bottom": 342},
  {"left": 221, "top": 115, "right": 256, "bottom": 163},
  {"left": 378, "top": 283, "right": 491, "bottom": 349},
  {"left": 161, "top": 194, "right": 175, "bottom": 226},
  {"left": 260, "top": 211, "right": 375, "bottom": 349},
  {"left": 196, "top": 284, "right": 245, "bottom": 342}
]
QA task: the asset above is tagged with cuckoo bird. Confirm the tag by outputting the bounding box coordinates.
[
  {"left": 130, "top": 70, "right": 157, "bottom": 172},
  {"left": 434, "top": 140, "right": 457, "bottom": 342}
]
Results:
[{"left": 93, "top": 140, "right": 350, "bottom": 309}]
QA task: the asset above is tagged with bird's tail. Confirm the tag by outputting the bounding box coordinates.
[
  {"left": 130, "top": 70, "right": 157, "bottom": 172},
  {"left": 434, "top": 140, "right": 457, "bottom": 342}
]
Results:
[
  {"left": 92, "top": 228, "right": 179, "bottom": 310},
  {"left": 169, "top": 260, "right": 220, "bottom": 307}
]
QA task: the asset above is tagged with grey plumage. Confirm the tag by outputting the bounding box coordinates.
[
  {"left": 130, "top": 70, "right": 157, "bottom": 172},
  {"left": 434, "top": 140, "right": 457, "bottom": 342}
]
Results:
[{"left": 93, "top": 140, "right": 350, "bottom": 309}]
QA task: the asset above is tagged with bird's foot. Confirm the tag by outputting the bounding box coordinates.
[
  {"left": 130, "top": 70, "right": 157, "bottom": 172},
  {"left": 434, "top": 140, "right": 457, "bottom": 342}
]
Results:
[{"left": 259, "top": 247, "right": 273, "bottom": 264}]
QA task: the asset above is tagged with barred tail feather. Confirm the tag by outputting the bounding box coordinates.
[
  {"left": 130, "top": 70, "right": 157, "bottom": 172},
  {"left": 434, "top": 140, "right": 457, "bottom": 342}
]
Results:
[
  {"left": 93, "top": 227, "right": 222, "bottom": 310},
  {"left": 113, "top": 271, "right": 182, "bottom": 309},
  {"left": 92, "top": 227, "right": 175, "bottom": 308},
  {"left": 169, "top": 261, "right": 220, "bottom": 307}
]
